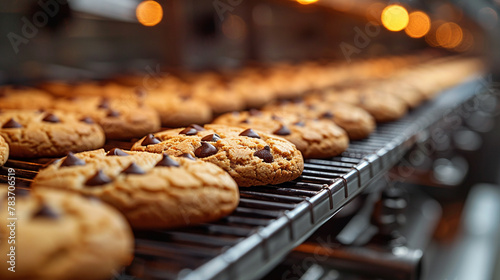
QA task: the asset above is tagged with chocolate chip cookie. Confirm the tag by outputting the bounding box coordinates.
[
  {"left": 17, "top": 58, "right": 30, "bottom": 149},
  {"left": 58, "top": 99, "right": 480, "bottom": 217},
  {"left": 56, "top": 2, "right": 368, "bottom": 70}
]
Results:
[
  {"left": 0, "top": 110, "right": 105, "bottom": 158},
  {"left": 0, "top": 186, "right": 133, "bottom": 280},
  {"left": 0, "top": 85, "right": 53, "bottom": 110},
  {"left": 130, "top": 124, "right": 304, "bottom": 186},
  {"left": 213, "top": 111, "right": 349, "bottom": 158},
  {"left": 52, "top": 96, "right": 161, "bottom": 140},
  {"left": 358, "top": 89, "right": 408, "bottom": 122},
  {"left": 0, "top": 136, "right": 8, "bottom": 166},
  {"left": 263, "top": 101, "right": 376, "bottom": 140},
  {"left": 190, "top": 80, "right": 246, "bottom": 114},
  {"left": 32, "top": 149, "right": 239, "bottom": 228}
]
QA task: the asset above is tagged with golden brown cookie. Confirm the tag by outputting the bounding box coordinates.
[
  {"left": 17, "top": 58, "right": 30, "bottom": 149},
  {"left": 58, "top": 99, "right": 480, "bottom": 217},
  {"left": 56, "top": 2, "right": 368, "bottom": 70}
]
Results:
[
  {"left": 358, "top": 89, "right": 408, "bottom": 122},
  {"left": 190, "top": 82, "right": 246, "bottom": 115},
  {"left": 32, "top": 149, "right": 239, "bottom": 228},
  {"left": 0, "top": 135, "right": 8, "bottom": 166},
  {"left": 213, "top": 110, "right": 349, "bottom": 158},
  {"left": 0, "top": 86, "right": 53, "bottom": 110},
  {"left": 263, "top": 101, "right": 376, "bottom": 140},
  {"left": 51, "top": 96, "right": 161, "bottom": 140},
  {"left": 0, "top": 186, "right": 133, "bottom": 280},
  {"left": 0, "top": 110, "right": 105, "bottom": 158},
  {"left": 131, "top": 124, "right": 304, "bottom": 187},
  {"left": 230, "top": 75, "right": 277, "bottom": 109}
]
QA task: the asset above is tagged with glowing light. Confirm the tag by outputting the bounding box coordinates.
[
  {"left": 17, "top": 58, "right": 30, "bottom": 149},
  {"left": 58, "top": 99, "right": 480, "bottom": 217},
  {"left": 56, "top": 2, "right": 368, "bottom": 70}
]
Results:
[
  {"left": 436, "top": 22, "right": 463, "bottom": 48},
  {"left": 425, "top": 20, "right": 445, "bottom": 47},
  {"left": 405, "top": 11, "right": 431, "bottom": 38},
  {"left": 136, "top": 1, "right": 163, "bottom": 27},
  {"left": 297, "top": 0, "right": 319, "bottom": 5},
  {"left": 381, "top": 5, "right": 409, "bottom": 32}
]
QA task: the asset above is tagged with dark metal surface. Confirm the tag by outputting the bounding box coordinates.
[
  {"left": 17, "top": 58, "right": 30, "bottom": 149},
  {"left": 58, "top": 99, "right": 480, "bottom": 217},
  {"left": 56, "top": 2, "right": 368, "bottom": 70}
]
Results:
[{"left": 0, "top": 78, "right": 486, "bottom": 280}]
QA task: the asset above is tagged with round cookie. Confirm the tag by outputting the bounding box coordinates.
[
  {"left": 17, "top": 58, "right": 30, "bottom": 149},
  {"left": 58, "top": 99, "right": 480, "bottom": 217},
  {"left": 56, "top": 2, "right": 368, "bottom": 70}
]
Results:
[
  {"left": 52, "top": 96, "right": 161, "bottom": 140},
  {"left": 358, "top": 89, "right": 408, "bottom": 122},
  {"left": 142, "top": 88, "right": 213, "bottom": 127},
  {"left": 189, "top": 80, "right": 246, "bottom": 114},
  {"left": 0, "top": 186, "right": 133, "bottom": 280},
  {"left": 32, "top": 149, "right": 239, "bottom": 228},
  {"left": 131, "top": 124, "right": 304, "bottom": 187},
  {"left": 213, "top": 110, "right": 349, "bottom": 158},
  {"left": 0, "top": 135, "right": 8, "bottom": 166},
  {"left": 229, "top": 75, "right": 277, "bottom": 109},
  {"left": 0, "top": 110, "right": 105, "bottom": 158},
  {"left": 0, "top": 86, "right": 53, "bottom": 110},
  {"left": 263, "top": 101, "right": 376, "bottom": 140},
  {"left": 376, "top": 81, "right": 425, "bottom": 108}
]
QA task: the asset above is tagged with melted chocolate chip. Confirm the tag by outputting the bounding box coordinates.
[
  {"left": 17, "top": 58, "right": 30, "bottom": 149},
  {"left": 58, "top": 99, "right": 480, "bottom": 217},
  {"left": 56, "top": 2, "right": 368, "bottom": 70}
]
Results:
[
  {"left": 79, "top": 116, "right": 94, "bottom": 124},
  {"left": 60, "top": 152, "right": 86, "bottom": 167},
  {"left": 179, "top": 127, "right": 198, "bottom": 136},
  {"left": 190, "top": 124, "right": 205, "bottom": 131},
  {"left": 249, "top": 109, "right": 262, "bottom": 116},
  {"left": 156, "top": 153, "right": 180, "bottom": 167},
  {"left": 121, "top": 162, "right": 145, "bottom": 174},
  {"left": 181, "top": 153, "right": 196, "bottom": 160},
  {"left": 107, "top": 109, "right": 120, "bottom": 117},
  {"left": 321, "top": 112, "right": 334, "bottom": 119},
  {"left": 254, "top": 146, "right": 274, "bottom": 163},
  {"left": 274, "top": 124, "right": 291, "bottom": 136},
  {"left": 42, "top": 113, "right": 60, "bottom": 123},
  {"left": 106, "top": 148, "right": 129, "bottom": 156},
  {"left": 85, "top": 170, "right": 112, "bottom": 186},
  {"left": 195, "top": 142, "right": 218, "bottom": 158},
  {"left": 33, "top": 204, "right": 60, "bottom": 219},
  {"left": 141, "top": 134, "right": 161, "bottom": 146},
  {"left": 293, "top": 121, "right": 306, "bottom": 127},
  {"left": 239, "top": 128, "right": 261, "bottom": 139},
  {"left": 98, "top": 98, "right": 110, "bottom": 109},
  {"left": 2, "top": 118, "right": 22, "bottom": 128},
  {"left": 201, "top": 133, "right": 221, "bottom": 142}
]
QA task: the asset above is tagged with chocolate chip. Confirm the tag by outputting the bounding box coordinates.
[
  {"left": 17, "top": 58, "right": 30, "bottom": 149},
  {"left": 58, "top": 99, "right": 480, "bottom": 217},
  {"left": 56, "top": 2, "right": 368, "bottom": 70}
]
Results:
[
  {"left": 37, "top": 109, "right": 46, "bottom": 114},
  {"left": 156, "top": 153, "right": 180, "bottom": 167},
  {"left": 2, "top": 118, "right": 22, "bottom": 128},
  {"left": 254, "top": 146, "right": 274, "bottom": 163},
  {"left": 195, "top": 142, "right": 218, "bottom": 158},
  {"left": 293, "top": 121, "right": 306, "bottom": 127},
  {"left": 135, "top": 88, "right": 147, "bottom": 98},
  {"left": 121, "top": 162, "right": 145, "bottom": 175},
  {"left": 60, "top": 152, "right": 86, "bottom": 167},
  {"left": 179, "top": 127, "right": 198, "bottom": 136},
  {"left": 107, "top": 109, "right": 120, "bottom": 117},
  {"left": 201, "top": 133, "right": 221, "bottom": 142},
  {"left": 85, "top": 170, "right": 112, "bottom": 186},
  {"left": 13, "top": 188, "right": 30, "bottom": 198},
  {"left": 181, "top": 153, "right": 196, "bottom": 160},
  {"left": 273, "top": 124, "right": 291, "bottom": 136},
  {"left": 249, "top": 109, "right": 262, "bottom": 116},
  {"left": 190, "top": 124, "right": 205, "bottom": 131},
  {"left": 98, "top": 98, "right": 109, "bottom": 109},
  {"left": 307, "top": 104, "right": 316, "bottom": 110},
  {"left": 106, "top": 148, "right": 129, "bottom": 156},
  {"left": 271, "top": 115, "right": 282, "bottom": 121},
  {"left": 79, "top": 116, "right": 94, "bottom": 124},
  {"left": 33, "top": 204, "right": 60, "bottom": 219},
  {"left": 239, "top": 128, "right": 261, "bottom": 139},
  {"left": 321, "top": 112, "right": 334, "bottom": 119},
  {"left": 141, "top": 134, "right": 161, "bottom": 146},
  {"left": 292, "top": 98, "right": 304, "bottom": 104},
  {"left": 42, "top": 113, "right": 60, "bottom": 123},
  {"left": 240, "top": 119, "right": 249, "bottom": 124}
]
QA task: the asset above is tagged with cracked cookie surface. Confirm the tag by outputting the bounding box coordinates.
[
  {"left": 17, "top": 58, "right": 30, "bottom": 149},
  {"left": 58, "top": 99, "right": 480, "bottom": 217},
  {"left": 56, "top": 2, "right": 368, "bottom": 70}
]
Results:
[
  {"left": 32, "top": 149, "right": 239, "bottom": 228},
  {"left": 131, "top": 124, "right": 304, "bottom": 187},
  {"left": 0, "top": 110, "right": 105, "bottom": 158},
  {"left": 0, "top": 186, "right": 133, "bottom": 280},
  {"left": 0, "top": 135, "right": 8, "bottom": 165},
  {"left": 213, "top": 110, "right": 349, "bottom": 158},
  {"left": 0, "top": 86, "right": 53, "bottom": 110}
]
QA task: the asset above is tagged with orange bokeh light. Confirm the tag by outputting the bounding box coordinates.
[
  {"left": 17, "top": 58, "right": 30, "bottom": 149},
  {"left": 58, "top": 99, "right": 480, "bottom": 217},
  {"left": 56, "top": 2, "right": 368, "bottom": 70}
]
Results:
[
  {"left": 405, "top": 11, "right": 431, "bottom": 38},
  {"left": 297, "top": 0, "right": 319, "bottom": 5},
  {"left": 436, "top": 22, "right": 463, "bottom": 48},
  {"left": 136, "top": 1, "right": 163, "bottom": 27},
  {"left": 381, "top": 5, "right": 409, "bottom": 32}
]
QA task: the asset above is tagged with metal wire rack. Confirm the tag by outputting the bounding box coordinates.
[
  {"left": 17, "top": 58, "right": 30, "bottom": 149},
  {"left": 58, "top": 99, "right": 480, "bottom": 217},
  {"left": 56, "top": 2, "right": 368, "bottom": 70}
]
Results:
[{"left": 0, "top": 78, "right": 485, "bottom": 280}]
